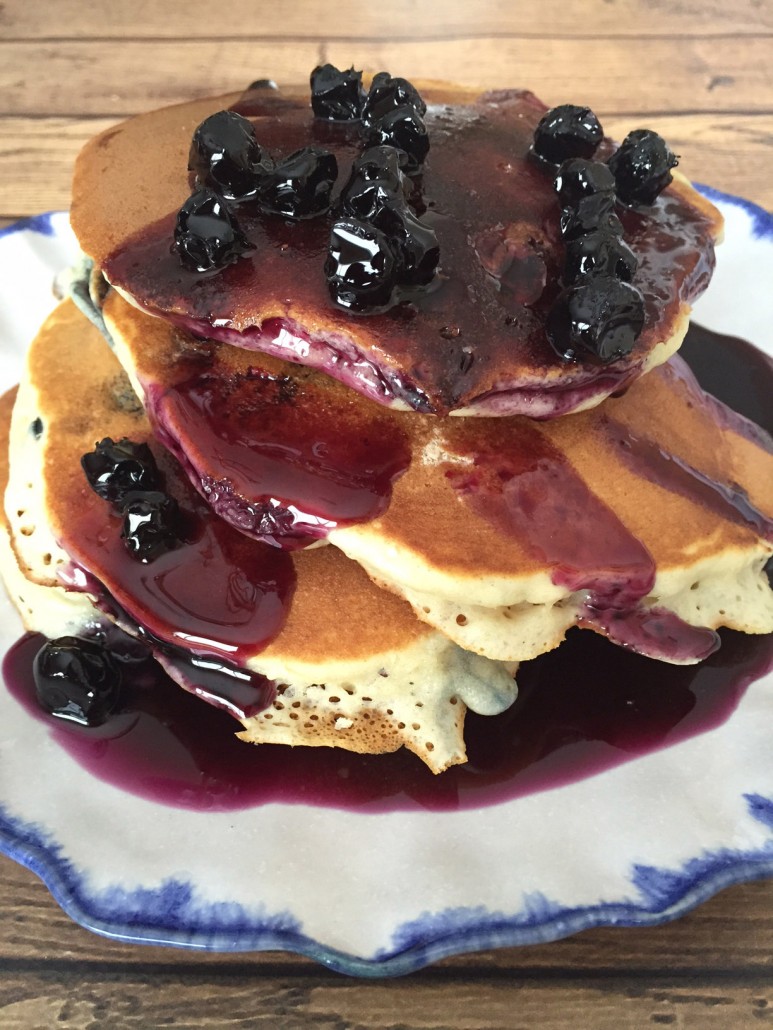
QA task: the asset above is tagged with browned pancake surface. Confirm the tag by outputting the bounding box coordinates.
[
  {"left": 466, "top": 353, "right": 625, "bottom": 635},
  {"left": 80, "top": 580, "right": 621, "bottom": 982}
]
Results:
[
  {"left": 103, "top": 291, "right": 773, "bottom": 588},
  {"left": 28, "top": 302, "right": 431, "bottom": 665}
]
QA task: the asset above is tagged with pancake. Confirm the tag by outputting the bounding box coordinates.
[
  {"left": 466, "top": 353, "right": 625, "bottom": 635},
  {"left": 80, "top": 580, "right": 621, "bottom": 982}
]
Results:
[
  {"left": 2, "top": 301, "right": 518, "bottom": 772},
  {"left": 330, "top": 360, "right": 773, "bottom": 663},
  {"left": 70, "top": 76, "right": 722, "bottom": 418},
  {"left": 98, "top": 288, "right": 773, "bottom": 665}
]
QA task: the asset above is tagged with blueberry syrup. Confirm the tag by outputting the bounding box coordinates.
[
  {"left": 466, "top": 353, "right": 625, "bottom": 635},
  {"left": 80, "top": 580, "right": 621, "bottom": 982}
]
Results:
[
  {"left": 150, "top": 365, "right": 410, "bottom": 547},
  {"left": 442, "top": 418, "right": 719, "bottom": 662},
  {"left": 101, "top": 91, "right": 717, "bottom": 415},
  {"left": 2, "top": 325, "right": 772, "bottom": 811},
  {"left": 5, "top": 626, "right": 772, "bottom": 813},
  {"left": 59, "top": 443, "right": 296, "bottom": 687}
]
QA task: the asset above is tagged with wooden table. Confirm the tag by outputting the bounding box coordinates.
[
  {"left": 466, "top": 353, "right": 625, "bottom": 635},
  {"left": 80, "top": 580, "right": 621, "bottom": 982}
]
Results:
[{"left": 1, "top": 1, "right": 772, "bottom": 1025}]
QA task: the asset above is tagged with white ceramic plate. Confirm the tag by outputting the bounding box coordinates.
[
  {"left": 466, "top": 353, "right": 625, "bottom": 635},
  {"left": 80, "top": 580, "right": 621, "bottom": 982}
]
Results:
[{"left": 0, "top": 192, "right": 771, "bottom": 977}]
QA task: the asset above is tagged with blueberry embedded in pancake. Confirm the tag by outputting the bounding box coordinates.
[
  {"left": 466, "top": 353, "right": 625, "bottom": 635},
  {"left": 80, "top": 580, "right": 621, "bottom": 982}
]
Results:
[
  {"left": 1, "top": 301, "right": 519, "bottom": 771},
  {"left": 70, "top": 76, "right": 722, "bottom": 417}
]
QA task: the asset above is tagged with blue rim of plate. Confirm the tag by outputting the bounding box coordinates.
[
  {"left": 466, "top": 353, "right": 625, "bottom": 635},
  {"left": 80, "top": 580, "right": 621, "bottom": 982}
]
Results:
[{"left": 0, "top": 186, "right": 772, "bottom": 978}]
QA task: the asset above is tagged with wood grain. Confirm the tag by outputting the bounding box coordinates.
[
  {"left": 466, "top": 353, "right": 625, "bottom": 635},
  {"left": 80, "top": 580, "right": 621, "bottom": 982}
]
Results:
[
  {"left": 1, "top": 1, "right": 773, "bottom": 1026},
  {"left": 2, "top": 0, "right": 772, "bottom": 38},
  {"left": 1, "top": 38, "right": 771, "bottom": 117}
]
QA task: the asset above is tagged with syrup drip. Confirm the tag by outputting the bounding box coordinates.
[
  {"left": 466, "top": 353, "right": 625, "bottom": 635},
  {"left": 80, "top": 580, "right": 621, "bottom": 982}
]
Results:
[
  {"left": 151, "top": 365, "right": 411, "bottom": 547},
  {"left": 442, "top": 420, "right": 719, "bottom": 661},
  {"left": 59, "top": 446, "right": 296, "bottom": 678},
  {"left": 101, "top": 92, "right": 717, "bottom": 414}
]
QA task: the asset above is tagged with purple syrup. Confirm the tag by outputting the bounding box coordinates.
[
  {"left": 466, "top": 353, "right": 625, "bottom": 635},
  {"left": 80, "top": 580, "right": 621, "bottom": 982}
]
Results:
[
  {"left": 101, "top": 91, "right": 717, "bottom": 415},
  {"left": 442, "top": 416, "right": 719, "bottom": 661},
  {"left": 5, "top": 626, "right": 772, "bottom": 813},
  {"left": 680, "top": 324, "right": 773, "bottom": 437},
  {"left": 3, "top": 324, "right": 772, "bottom": 812},
  {"left": 151, "top": 366, "right": 410, "bottom": 547},
  {"left": 61, "top": 444, "right": 296, "bottom": 670}
]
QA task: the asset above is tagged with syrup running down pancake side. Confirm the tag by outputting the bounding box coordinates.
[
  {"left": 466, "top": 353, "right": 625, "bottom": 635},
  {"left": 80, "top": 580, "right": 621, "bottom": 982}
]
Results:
[
  {"left": 2, "top": 301, "right": 520, "bottom": 771},
  {"left": 71, "top": 83, "right": 722, "bottom": 417}
]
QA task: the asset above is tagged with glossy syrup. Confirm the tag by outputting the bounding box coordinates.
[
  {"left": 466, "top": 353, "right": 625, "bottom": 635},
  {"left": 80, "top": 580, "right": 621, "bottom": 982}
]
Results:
[
  {"left": 101, "top": 91, "right": 717, "bottom": 414},
  {"left": 6, "top": 624, "right": 772, "bottom": 813},
  {"left": 58, "top": 444, "right": 296, "bottom": 717},
  {"left": 3, "top": 325, "right": 772, "bottom": 812},
  {"left": 152, "top": 365, "right": 411, "bottom": 547}
]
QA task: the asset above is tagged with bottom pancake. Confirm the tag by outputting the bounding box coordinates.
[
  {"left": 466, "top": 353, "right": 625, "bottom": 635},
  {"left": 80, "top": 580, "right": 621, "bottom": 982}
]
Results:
[{"left": 1, "top": 303, "right": 518, "bottom": 772}]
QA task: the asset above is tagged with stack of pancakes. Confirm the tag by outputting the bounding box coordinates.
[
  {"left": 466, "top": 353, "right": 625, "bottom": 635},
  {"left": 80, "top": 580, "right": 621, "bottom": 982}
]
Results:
[{"left": 2, "top": 74, "right": 772, "bottom": 773}]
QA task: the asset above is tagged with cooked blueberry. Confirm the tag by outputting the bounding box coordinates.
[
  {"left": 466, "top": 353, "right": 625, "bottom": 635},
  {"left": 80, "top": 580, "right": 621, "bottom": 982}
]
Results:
[
  {"left": 533, "top": 104, "right": 603, "bottom": 164},
  {"left": 310, "top": 64, "right": 365, "bottom": 121},
  {"left": 339, "top": 146, "right": 409, "bottom": 219},
  {"left": 608, "top": 129, "right": 678, "bottom": 205},
  {"left": 33, "top": 636, "right": 122, "bottom": 726},
  {"left": 188, "top": 110, "right": 272, "bottom": 201},
  {"left": 365, "top": 105, "right": 429, "bottom": 174},
  {"left": 546, "top": 276, "right": 645, "bottom": 363},
  {"left": 564, "top": 230, "right": 638, "bottom": 284},
  {"left": 325, "top": 219, "right": 400, "bottom": 310},
  {"left": 560, "top": 192, "right": 622, "bottom": 240},
  {"left": 30, "top": 417, "right": 43, "bottom": 439},
  {"left": 362, "top": 73, "right": 426, "bottom": 126},
  {"left": 246, "top": 78, "right": 278, "bottom": 91},
  {"left": 82, "top": 437, "right": 162, "bottom": 506},
  {"left": 259, "top": 147, "right": 338, "bottom": 219},
  {"left": 121, "top": 491, "right": 182, "bottom": 563},
  {"left": 372, "top": 205, "right": 439, "bottom": 286},
  {"left": 174, "top": 188, "right": 254, "bottom": 272},
  {"left": 554, "top": 158, "right": 616, "bottom": 207}
]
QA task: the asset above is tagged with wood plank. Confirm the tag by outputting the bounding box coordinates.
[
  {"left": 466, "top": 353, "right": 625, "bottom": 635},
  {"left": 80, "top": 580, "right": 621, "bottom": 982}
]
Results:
[
  {"left": 3, "top": 854, "right": 773, "bottom": 974},
  {"left": 0, "top": 117, "right": 115, "bottom": 217},
  {"left": 1, "top": 113, "right": 770, "bottom": 220},
  {"left": 0, "top": 965, "right": 772, "bottom": 1028},
  {"left": 2, "top": 0, "right": 772, "bottom": 39},
  {"left": 0, "top": 38, "right": 772, "bottom": 118}
]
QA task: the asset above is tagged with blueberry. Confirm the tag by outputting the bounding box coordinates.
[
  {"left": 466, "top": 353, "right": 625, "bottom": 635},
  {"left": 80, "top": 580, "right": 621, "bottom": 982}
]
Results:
[
  {"left": 559, "top": 191, "right": 622, "bottom": 240},
  {"left": 310, "top": 64, "right": 365, "bottom": 121},
  {"left": 33, "top": 636, "right": 122, "bottom": 726},
  {"left": 81, "top": 437, "right": 162, "bottom": 506},
  {"left": 362, "top": 73, "right": 427, "bottom": 126},
  {"left": 174, "top": 188, "right": 254, "bottom": 272},
  {"left": 533, "top": 104, "right": 604, "bottom": 164},
  {"left": 608, "top": 129, "right": 678, "bottom": 206},
  {"left": 546, "top": 276, "right": 645, "bottom": 363},
  {"left": 188, "top": 110, "right": 273, "bottom": 201},
  {"left": 338, "top": 146, "right": 409, "bottom": 220},
  {"left": 563, "top": 230, "right": 638, "bottom": 285},
  {"left": 365, "top": 105, "right": 429, "bottom": 174},
  {"left": 121, "top": 491, "right": 182, "bottom": 563},
  {"left": 372, "top": 205, "right": 439, "bottom": 286},
  {"left": 246, "top": 78, "right": 278, "bottom": 91},
  {"left": 259, "top": 147, "right": 338, "bottom": 219},
  {"left": 325, "top": 219, "right": 400, "bottom": 310},
  {"left": 554, "top": 158, "right": 616, "bottom": 207}
]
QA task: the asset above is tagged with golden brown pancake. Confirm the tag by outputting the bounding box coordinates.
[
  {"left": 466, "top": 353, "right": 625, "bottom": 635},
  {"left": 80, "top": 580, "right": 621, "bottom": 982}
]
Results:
[
  {"left": 2, "top": 301, "right": 519, "bottom": 772},
  {"left": 99, "top": 289, "right": 773, "bottom": 665},
  {"left": 71, "top": 78, "right": 722, "bottom": 417}
]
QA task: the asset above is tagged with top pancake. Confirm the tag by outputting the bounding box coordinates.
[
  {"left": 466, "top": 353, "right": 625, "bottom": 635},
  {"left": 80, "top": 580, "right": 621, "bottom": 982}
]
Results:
[{"left": 70, "top": 79, "right": 723, "bottom": 418}]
